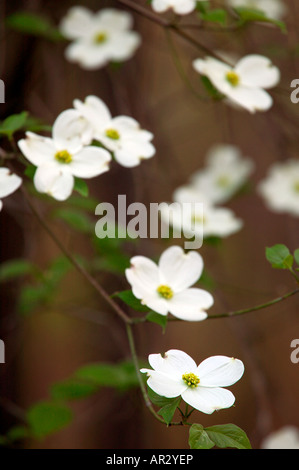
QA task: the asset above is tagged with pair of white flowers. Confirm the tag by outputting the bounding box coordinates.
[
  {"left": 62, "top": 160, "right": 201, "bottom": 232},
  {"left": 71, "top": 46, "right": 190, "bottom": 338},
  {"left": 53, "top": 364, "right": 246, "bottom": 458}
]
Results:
[
  {"left": 128, "top": 248, "right": 244, "bottom": 415},
  {"left": 18, "top": 96, "right": 155, "bottom": 201},
  {"left": 160, "top": 144, "right": 254, "bottom": 239},
  {"left": 151, "top": 0, "right": 286, "bottom": 20}
]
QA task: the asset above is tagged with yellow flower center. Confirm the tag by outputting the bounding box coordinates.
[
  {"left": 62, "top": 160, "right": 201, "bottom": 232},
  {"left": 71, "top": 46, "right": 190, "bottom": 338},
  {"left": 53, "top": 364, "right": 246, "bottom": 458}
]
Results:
[
  {"left": 217, "top": 175, "right": 231, "bottom": 188},
  {"left": 226, "top": 71, "right": 240, "bottom": 87},
  {"left": 157, "top": 285, "right": 174, "bottom": 300},
  {"left": 105, "top": 128, "right": 120, "bottom": 140},
  {"left": 294, "top": 181, "right": 299, "bottom": 193},
  {"left": 182, "top": 372, "right": 200, "bottom": 388},
  {"left": 54, "top": 150, "right": 72, "bottom": 164},
  {"left": 94, "top": 32, "right": 108, "bottom": 44},
  {"left": 192, "top": 214, "right": 206, "bottom": 225}
]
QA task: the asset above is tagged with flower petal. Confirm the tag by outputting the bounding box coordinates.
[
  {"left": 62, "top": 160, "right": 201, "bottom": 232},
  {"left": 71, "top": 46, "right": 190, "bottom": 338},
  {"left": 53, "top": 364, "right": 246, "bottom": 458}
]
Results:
[
  {"left": 182, "top": 386, "right": 236, "bottom": 414},
  {"left": 60, "top": 6, "right": 94, "bottom": 40},
  {"left": 158, "top": 245, "right": 204, "bottom": 291},
  {"left": 196, "top": 356, "right": 244, "bottom": 387},
  {"left": 73, "top": 95, "right": 111, "bottom": 132},
  {"left": 125, "top": 255, "right": 160, "bottom": 300},
  {"left": 226, "top": 85, "right": 273, "bottom": 113},
  {"left": 236, "top": 54, "right": 280, "bottom": 89},
  {"left": 168, "top": 288, "right": 213, "bottom": 321},
  {"left": 52, "top": 109, "right": 93, "bottom": 151},
  {"left": 0, "top": 168, "right": 22, "bottom": 199},
  {"left": 18, "top": 132, "right": 56, "bottom": 167},
  {"left": 141, "top": 369, "right": 187, "bottom": 398},
  {"left": 70, "top": 146, "right": 111, "bottom": 178},
  {"left": 34, "top": 164, "right": 74, "bottom": 201},
  {"left": 95, "top": 8, "right": 134, "bottom": 31},
  {"left": 150, "top": 349, "right": 198, "bottom": 378}
]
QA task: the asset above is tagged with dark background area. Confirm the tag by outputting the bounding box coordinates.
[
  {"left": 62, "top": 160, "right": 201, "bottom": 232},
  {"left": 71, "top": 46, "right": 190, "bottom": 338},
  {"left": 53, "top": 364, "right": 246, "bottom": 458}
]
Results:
[{"left": 0, "top": 0, "right": 299, "bottom": 449}]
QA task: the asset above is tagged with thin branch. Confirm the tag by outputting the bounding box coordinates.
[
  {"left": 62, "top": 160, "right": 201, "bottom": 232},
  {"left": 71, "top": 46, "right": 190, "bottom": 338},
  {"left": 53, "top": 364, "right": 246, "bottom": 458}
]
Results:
[
  {"left": 116, "top": 0, "right": 234, "bottom": 64},
  {"left": 20, "top": 185, "right": 132, "bottom": 325}
]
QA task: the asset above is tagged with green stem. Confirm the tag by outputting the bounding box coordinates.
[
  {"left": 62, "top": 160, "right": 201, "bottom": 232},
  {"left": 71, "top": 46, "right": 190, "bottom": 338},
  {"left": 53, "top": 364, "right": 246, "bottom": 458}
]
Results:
[
  {"left": 125, "top": 323, "right": 165, "bottom": 424},
  {"left": 116, "top": 0, "right": 234, "bottom": 64},
  {"left": 21, "top": 185, "right": 132, "bottom": 325}
]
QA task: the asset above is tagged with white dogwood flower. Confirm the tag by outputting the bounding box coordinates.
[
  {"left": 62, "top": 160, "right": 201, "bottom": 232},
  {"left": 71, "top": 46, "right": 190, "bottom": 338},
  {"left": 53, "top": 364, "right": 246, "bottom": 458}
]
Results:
[
  {"left": 258, "top": 159, "right": 299, "bottom": 216},
  {"left": 178, "top": 144, "right": 254, "bottom": 205},
  {"left": 18, "top": 109, "right": 111, "bottom": 201},
  {"left": 151, "top": 0, "right": 200, "bottom": 15},
  {"left": 125, "top": 245, "right": 214, "bottom": 321},
  {"left": 160, "top": 199, "right": 243, "bottom": 239},
  {"left": 74, "top": 95, "right": 156, "bottom": 167},
  {"left": 60, "top": 7, "right": 141, "bottom": 69},
  {"left": 0, "top": 168, "right": 22, "bottom": 211},
  {"left": 226, "top": 0, "right": 287, "bottom": 20},
  {"left": 141, "top": 349, "right": 244, "bottom": 414},
  {"left": 261, "top": 426, "right": 299, "bottom": 449},
  {"left": 193, "top": 54, "right": 280, "bottom": 113}
]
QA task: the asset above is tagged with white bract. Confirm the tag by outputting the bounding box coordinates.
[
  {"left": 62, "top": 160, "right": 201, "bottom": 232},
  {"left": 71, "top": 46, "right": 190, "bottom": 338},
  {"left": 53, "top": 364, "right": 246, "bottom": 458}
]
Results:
[
  {"left": 60, "top": 7, "right": 141, "bottom": 69},
  {"left": 261, "top": 426, "right": 299, "bottom": 449},
  {"left": 258, "top": 159, "right": 299, "bottom": 216},
  {"left": 226, "top": 0, "right": 287, "bottom": 20},
  {"left": 18, "top": 109, "right": 111, "bottom": 201},
  {"left": 160, "top": 199, "right": 243, "bottom": 239},
  {"left": 0, "top": 168, "right": 22, "bottom": 211},
  {"left": 125, "top": 245, "right": 214, "bottom": 321},
  {"left": 193, "top": 54, "right": 280, "bottom": 113},
  {"left": 179, "top": 144, "right": 254, "bottom": 205},
  {"left": 74, "top": 95, "right": 156, "bottom": 168},
  {"left": 141, "top": 349, "right": 244, "bottom": 414},
  {"left": 151, "top": 0, "right": 200, "bottom": 15}
]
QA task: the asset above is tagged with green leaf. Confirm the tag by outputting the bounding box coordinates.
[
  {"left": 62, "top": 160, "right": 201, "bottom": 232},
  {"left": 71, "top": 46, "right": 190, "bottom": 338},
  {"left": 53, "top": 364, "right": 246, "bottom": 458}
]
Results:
[
  {"left": 204, "top": 423, "right": 252, "bottom": 449},
  {"left": 0, "top": 111, "right": 28, "bottom": 137},
  {"left": 73, "top": 177, "right": 89, "bottom": 197},
  {"left": 294, "top": 249, "right": 299, "bottom": 267},
  {"left": 234, "top": 7, "right": 286, "bottom": 32},
  {"left": 27, "top": 401, "right": 73, "bottom": 439},
  {"left": 200, "top": 76, "right": 224, "bottom": 100},
  {"left": 6, "top": 425, "right": 29, "bottom": 442},
  {"left": 0, "top": 259, "right": 37, "bottom": 282},
  {"left": 24, "top": 164, "right": 37, "bottom": 180},
  {"left": 50, "top": 379, "right": 98, "bottom": 401},
  {"left": 200, "top": 8, "right": 227, "bottom": 25},
  {"left": 75, "top": 361, "right": 138, "bottom": 391},
  {"left": 53, "top": 208, "right": 93, "bottom": 233},
  {"left": 266, "top": 244, "right": 293, "bottom": 269},
  {"left": 195, "top": 1, "right": 210, "bottom": 14},
  {"left": 157, "top": 396, "right": 181, "bottom": 425},
  {"left": 146, "top": 311, "right": 168, "bottom": 332},
  {"left": 112, "top": 290, "right": 150, "bottom": 312},
  {"left": 6, "top": 12, "right": 63, "bottom": 41},
  {"left": 189, "top": 424, "right": 215, "bottom": 449}
]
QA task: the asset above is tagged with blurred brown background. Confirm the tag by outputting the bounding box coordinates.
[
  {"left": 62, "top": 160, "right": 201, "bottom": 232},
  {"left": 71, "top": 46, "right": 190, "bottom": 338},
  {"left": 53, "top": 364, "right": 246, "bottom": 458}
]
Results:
[{"left": 0, "top": 0, "right": 299, "bottom": 449}]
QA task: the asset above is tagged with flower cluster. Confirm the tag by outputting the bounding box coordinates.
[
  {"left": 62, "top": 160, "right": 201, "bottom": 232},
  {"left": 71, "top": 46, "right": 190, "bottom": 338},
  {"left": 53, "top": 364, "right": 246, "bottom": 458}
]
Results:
[
  {"left": 160, "top": 144, "right": 254, "bottom": 239},
  {"left": 17, "top": 96, "right": 155, "bottom": 201}
]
